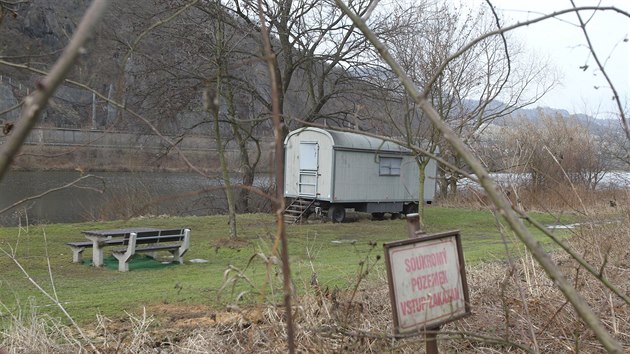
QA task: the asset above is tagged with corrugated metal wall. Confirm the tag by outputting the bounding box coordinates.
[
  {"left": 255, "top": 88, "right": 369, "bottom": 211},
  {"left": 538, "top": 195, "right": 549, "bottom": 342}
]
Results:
[{"left": 332, "top": 150, "right": 418, "bottom": 202}]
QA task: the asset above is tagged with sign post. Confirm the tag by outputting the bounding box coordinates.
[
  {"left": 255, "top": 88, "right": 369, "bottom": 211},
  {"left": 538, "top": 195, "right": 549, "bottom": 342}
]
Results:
[{"left": 384, "top": 214, "right": 471, "bottom": 353}]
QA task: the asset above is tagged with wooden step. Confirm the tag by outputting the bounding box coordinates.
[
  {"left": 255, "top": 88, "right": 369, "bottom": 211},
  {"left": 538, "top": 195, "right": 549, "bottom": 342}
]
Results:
[{"left": 283, "top": 198, "right": 315, "bottom": 224}]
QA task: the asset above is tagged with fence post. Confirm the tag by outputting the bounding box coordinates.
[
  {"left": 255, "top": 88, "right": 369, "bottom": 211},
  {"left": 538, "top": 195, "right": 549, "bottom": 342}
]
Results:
[{"left": 406, "top": 213, "right": 439, "bottom": 354}]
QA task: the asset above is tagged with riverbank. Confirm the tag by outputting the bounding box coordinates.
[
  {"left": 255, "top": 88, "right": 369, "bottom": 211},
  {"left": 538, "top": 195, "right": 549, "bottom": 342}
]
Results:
[
  {"left": 0, "top": 170, "right": 274, "bottom": 226},
  {"left": 3, "top": 127, "right": 274, "bottom": 173},
  {"left": 12, "top": 144, "right": 223, "bottom": 173}
]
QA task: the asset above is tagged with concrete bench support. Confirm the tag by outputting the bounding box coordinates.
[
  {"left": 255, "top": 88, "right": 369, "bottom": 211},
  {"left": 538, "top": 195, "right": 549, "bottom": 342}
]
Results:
[
  {"left": 67, "top": 242, "right": 92, "bottom": 263},
  {"left": 111, "top": 229, "right": 190, "bottom": 272}
]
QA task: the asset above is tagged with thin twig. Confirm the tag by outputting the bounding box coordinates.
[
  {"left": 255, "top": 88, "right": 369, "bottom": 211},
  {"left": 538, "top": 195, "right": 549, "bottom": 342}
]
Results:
[
  {"left": 0, "top": 247, "right": 100, "bottom": 353},
  {"left": 492, "top": 210, "right": 540, "bottom": 352},
  {"left": 570, "top": 0, "right": 629, "bottom": 141},
  {"left": 0, "top": 0, "right": 109, "bottom": 180},
  {"left": 334, "top": 1, "right": 623, "bottom": 352},
  {"left": 0, "top": 101, "right": 23, "bottom": 118},
  {"left": 422, "top": 6, "right": 630, "bottom": 97},
  {"left": 518, "top": 210, "right": 630, "bottom": 306},
  {"left": 0, "top": 174, "right": 104, "bottom": 215}
]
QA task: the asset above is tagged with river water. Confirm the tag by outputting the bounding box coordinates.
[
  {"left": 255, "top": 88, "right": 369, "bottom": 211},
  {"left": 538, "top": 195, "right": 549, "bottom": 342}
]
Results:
[
  {"left": 4, "top": 170, "right": 628, "bottom": 226},
  {"left": 458, "top": 171, "right": 630, "bottom": 190},
  {"left": 0, "top": 171, "right": 272, "bottom": 226}
]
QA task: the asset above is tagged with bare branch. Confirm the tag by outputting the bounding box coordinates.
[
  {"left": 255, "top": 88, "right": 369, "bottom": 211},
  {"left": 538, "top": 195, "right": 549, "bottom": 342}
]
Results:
[
  {"left": 0, "top": 174, "right": 104, "bottom": 215},
  {"left": 0, "top": 59, "right": 213, "bottom": 179},
  {"left": 334, "top": 1, "right": 624, "bottom": 352},
  {"left": 0, "top": 101, "right": 23, "bottom": 118},
  {"left": 0, "top": 246, "right": 101, "bottom": 353},
  {"left": 118, "top": 0, "right": 201, "bottom": 80},
  {"left": 257, "top": 0, "right": 294, "bottom": 352},
  {"left": 0, "top": 0, "right": 109, "bottom": 181},
  {"left": 569, "top": 0, "right": 629, "bottom": 141},
  {"left": 423, "top": 6, "right": 630, "bottom": 98}
]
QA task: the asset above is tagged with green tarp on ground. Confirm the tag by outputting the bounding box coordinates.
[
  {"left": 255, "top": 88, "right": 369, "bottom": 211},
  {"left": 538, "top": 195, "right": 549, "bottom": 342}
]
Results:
[{"left": 84, "top": 254, "right": 178, "bottom": 271}]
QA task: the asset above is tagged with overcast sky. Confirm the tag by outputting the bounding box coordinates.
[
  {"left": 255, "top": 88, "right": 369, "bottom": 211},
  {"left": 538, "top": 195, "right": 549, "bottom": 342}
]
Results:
[{"left": 485, "top": 0, "right": 629, "bottom": 118}]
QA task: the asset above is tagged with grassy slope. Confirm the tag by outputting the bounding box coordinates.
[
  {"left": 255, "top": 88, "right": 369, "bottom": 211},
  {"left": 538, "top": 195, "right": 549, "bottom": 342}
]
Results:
[{"left": 0, "top": 207, "right": 573, "bottom": 324}]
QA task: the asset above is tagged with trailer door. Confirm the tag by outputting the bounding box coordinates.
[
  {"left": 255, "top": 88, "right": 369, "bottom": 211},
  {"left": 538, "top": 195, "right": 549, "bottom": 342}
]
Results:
[{"left": 298, "top": 142, "right": 319, "bottom": 197}]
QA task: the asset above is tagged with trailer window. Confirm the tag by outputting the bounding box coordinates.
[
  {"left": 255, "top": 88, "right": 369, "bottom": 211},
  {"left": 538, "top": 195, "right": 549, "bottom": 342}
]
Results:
[{"left": 379, "top": 157, "right": 402, "bottom": 176}]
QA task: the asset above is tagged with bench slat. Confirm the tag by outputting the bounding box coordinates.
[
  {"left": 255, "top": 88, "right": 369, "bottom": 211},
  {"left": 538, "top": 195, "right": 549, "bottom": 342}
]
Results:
[
  {"left": 67, "top": 241, "right": 92, "bottom": 247},
  {"left": 157, "top": 229, "right": 185, "bottom": 236},
  {"left": 67, "top": 238, "right": 128, "bottom": 248},
  {"left": 112, "top": 244, "right": 181, "bottom": 254},
  {"left": 134, "top": 235, "right": 184, "bottom": 243}
]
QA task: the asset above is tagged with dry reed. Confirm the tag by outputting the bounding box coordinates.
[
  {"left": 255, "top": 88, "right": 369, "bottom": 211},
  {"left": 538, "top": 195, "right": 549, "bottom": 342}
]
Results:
[{"left": 1, "top": 214, "right": 629, "bottom": 353}]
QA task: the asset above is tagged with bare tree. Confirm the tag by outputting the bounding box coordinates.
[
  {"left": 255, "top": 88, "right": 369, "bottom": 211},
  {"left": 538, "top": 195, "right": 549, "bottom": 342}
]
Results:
[
  {"left": 222, "top": 0, "right": 406, "bottom": 130},
  {"left": 189, "top": 0, "right": 417, "bottom": 210},
  {"left": 604, "top": 118, "right": 630, "bottom": 169},
  {"left": 376, "top": 2, "right": 555, "bottom": 223},
  {"left": 335, "top": 1, "right": 626, "bottom": 352},
  {"left": 501, "top": 113, "right": 610, "bottom": 191},
  {"left": 206, "top": 0, "right": 245, "bottom": 239}
]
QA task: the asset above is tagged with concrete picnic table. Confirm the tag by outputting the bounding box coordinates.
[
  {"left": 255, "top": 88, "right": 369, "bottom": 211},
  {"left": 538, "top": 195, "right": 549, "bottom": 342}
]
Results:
[{"left": 81, "top": 227, "right": 160, "bottom": 267}]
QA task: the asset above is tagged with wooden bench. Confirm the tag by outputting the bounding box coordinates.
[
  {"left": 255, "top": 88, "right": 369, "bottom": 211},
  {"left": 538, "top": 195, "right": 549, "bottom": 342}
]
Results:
[{"left": 110, "top": 228, "right": 191, "bottom": 272}]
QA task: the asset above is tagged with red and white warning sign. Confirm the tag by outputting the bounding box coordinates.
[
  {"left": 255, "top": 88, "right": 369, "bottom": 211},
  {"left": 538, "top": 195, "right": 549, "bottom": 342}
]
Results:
[{"left": 384, "top": 231, "right": 470, "bottom": 333}]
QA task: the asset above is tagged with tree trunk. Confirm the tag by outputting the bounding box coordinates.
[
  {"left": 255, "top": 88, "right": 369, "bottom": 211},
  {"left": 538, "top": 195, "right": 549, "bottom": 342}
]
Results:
[
  {"left": 210, "top": 88, "right": 237, "bottom": 239},
  {"left": 438, "top": 165, "right": 449, "bottom": 198},
  {"left": 449, "top": 177, "right": 458, "bottom": 197},
  {"left": 238, "top": 162, "right": 255, "bottom": 212},
  {"left": 416, "top": 159, "right": 428, "bottom": 227},
  {"left": 226, "top": 100, "right": 261, "bottom": 213},
  {"left": 211, "top": 6, "right": 237, "bottom": 239}
]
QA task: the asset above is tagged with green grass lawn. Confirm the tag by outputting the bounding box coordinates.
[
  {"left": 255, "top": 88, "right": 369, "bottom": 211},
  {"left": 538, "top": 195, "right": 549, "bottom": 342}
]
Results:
[{"left": 0, "top": 207, "right": 574, "bottom": 325}]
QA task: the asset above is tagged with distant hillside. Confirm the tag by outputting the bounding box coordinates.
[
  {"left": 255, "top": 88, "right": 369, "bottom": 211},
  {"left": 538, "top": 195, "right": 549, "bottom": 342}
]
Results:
[
  {"left": 501, "top": 105, "right": 618, "bottom": 136},
  {"left": 1, "top": 1, "right": 616, "bottom": 139},
  {"left": 0, "top": 0, "right": 387, "bottom": 136},
  {"left": 462, "top": 97, "right": 619, "bottom": 137}
]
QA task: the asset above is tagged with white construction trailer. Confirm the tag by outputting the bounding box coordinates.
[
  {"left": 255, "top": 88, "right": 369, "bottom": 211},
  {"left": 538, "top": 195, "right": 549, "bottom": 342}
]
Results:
[{"left": 283, "top": 127, "right": 437, "bottom": 223}]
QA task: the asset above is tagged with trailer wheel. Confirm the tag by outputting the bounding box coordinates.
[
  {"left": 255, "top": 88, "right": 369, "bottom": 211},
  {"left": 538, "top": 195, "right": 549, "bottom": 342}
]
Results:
[
  {"left": 404, "top": 203, "right": 418, "bottom": 215},
  {"left": 300, "top": 209, "right": 313, "bottom": 222},
  {"left": 371, "top": 212, "right": 385, "bottom": 220},
  {"left": 328, "top": 205, "right": 346, "bottom": 223}
]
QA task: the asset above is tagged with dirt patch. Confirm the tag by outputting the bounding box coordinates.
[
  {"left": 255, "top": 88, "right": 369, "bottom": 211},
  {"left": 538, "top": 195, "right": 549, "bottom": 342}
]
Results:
[{"left": 147, "top": 303, "right": 244, "bottom": 328}]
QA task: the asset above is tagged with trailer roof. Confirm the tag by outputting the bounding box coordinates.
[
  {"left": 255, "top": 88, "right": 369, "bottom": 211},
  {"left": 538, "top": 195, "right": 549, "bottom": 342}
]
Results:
[{"left": 286, "top": 127, "right": 410, "bottom": 154}]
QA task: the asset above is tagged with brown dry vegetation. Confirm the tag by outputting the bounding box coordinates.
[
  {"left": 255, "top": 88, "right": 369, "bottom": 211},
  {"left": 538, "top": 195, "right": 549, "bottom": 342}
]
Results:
[
  {"left": 439, "top": 183, "right": 628, "bottom": 216},
  {"left": 2, "top": 209, "right": 629, "bottom": 353}
]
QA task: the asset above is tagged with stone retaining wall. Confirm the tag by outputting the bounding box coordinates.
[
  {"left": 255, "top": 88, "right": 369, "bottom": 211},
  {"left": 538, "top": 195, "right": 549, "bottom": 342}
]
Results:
[{"left": 2, "top": 127, "right": 274, "bottom": 172}]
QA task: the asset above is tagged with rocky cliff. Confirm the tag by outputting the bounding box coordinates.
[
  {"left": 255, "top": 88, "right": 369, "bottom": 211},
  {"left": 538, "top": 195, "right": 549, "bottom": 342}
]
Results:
[{"left": 0, "top": 0, "right": 112, "bottom": 128}]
